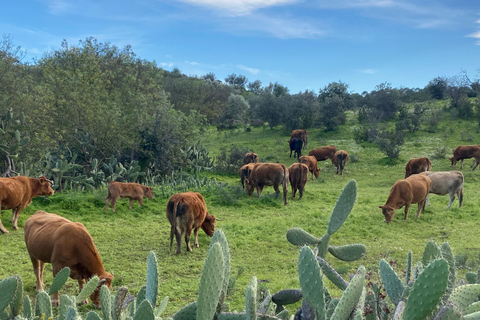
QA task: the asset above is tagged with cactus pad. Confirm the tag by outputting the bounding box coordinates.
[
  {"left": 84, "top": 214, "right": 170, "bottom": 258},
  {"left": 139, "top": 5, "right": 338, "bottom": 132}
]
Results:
[
  {"left": 86, "top": 311, "right": 103, "bottom": 320},
  {"left": 35, "top": 290, "right": 53, "bottom": 319},
  {"left": 422, "top": 240, "right": 441, "bottom": 266},
  {"left": 172, "top": 301, "right": 197, "bottom": 320},
  {"left": 316, "top": 256, "right": 348, "bottom": 291},
  {"left": 0, "top": 276, "right": 18, "bottom": 312},
  {"left": 271, "top": 289, "right": 303, "bottom": 306},
  {"left": 133, "top": 299, "right": 154, "bottom": 320},
  {"left": 298, "top": 246, "right": 326, "bottom": 320},
  {"left": 330, "top": 266, "right": 366, "bottom": 320},
  {"left": 286, "top": 228, "right": 321, "bottom": 246},
  {"left": 328, "top": 244, "right": 366, "bottom": 261},
  {"left": 449, "top": 284, "right": 480, "bottom": 314},
  {"left": 327, "top": 180, "right": 356, "bottom": 236},
  {"left": 49, "top": 267, "right": 70, "bottom": 296},
  {"left": 146, "top": 251, "right": 159, "bottom": 308},
  {"left": 379, "top": 259, "right": 404, "bottom": 306},
  {"left": 76, "top": 276, "right": 100, "bottom": 303}
]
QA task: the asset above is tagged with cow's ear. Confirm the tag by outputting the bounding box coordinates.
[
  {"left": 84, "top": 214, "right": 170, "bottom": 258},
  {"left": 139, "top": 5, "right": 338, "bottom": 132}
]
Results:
[{"left": 378, "top": 206, "right": 384, "bottom": 209}]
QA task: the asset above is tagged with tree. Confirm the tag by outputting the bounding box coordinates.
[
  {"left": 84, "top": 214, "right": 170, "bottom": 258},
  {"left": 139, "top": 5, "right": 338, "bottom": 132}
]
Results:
[
  {"left": 317, "top": 81, "right": 351, "bottom": 131},
  {"left": 284, "top": 90, "right": 318, "bottom": 130},
  {"left": 225, "top": 73, "right": 248, "bottom": 90},
  {"left": 221, "top": 93, "right": 250, "bottom": 126},
  {"left": 426, "top": 77, "right": 447, "bottom": 100},
  {"left": 363, "top": 82, "right": 401, "bottom": 121},
  {"left": 247, "top": 80, "right": 262, "bottom": 94}
]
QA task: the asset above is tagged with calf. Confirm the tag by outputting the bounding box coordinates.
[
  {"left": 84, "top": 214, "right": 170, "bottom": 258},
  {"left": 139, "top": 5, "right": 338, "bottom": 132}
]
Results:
[
  {"left": 379, "top": 173, "right": 431, "bottom": 223},
  {"left": 404, "top": 157, "right": 432, "bottom": 178},
  {"left": 423, "top": 171, "right": 464, "bottom": 209},
  {"left": 299, "top": 155, "right": 320, "bottom": 180},
  {"left": 333, "top": 150, "right": 349, "bottom": 175},
  {"left": 105, "top": 181, "right": 154, "bottom": 212},
  {"left": 245, "top": 163, "right": 289, "bottom": 205},
  {"left": 308, "top": 145, "right": 337, "bottom": 164},
  {"left": 243, "top": 152, "right": 259, "bottom": 164},
  {"left": 239, "top": 163, "right": 256, "bottom": 189},
  {"left": 24, "top": 211, "right": 113, "bottom": 307},
  {"left": 0, "top": 175, "right": 54, "bottom": 234},
  {"left": 166, "top": 192, "right": 217, "bottom": 254},
  {"left": 289, "top": 138, "right": 303, "bottom": 159},
  {"left": 450, "top": 145, "right": 480, "bottom": 170},
  {"left": 289, "top": 129, "right": 308, "bottom": 149},
  {"left": 288, "top": 163, "right": 308, "bottom": 199}
]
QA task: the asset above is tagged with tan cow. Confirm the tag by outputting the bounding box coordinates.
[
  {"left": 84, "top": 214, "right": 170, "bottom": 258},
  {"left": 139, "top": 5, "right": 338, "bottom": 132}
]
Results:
[
  {"left": 239, "top": 163, "right": 256, "bottom": 189},
  {"left": 166, "top": 192, "right": 217, "bottom": 254},
  {"left": 299, "top": 155, "right": 319, "bottom": 180},
  {"left": 404, "top": 157, "right": 432, "bottom": 178},
  {"left": 289, "top": 129, "right": 308, "bottom": 149},
  {"left": 243, "top": 152, "right": 259, "bottom": 164},
  {"left": 288, "top": 163, "right": 308, "bottom": 199},
  {"left": 424, "top": 171, "right": 464, "bottom": 209},
  {"left": 379, "top": 173, "right": 431, "bottom": 223},
  {"left": 245, "top": 163, "right": 289, "bottom": 205},
  {"left": 0, "top": 175, "right": 54, "bottom": 234},
  {"left": 24, "top": 211, "right": 113, "bottom": 307},
  {"left": 308, "top": 145, "right": 337, "bottom": 164},
  {"left": 105, "top": 181, "right": 154, "bottom": 212},
  {"left": 450, "top": 145, "right": 480, "bottom": 170},
  {"left": 333, "top": 150, "right": 349, "bottom": 175}
]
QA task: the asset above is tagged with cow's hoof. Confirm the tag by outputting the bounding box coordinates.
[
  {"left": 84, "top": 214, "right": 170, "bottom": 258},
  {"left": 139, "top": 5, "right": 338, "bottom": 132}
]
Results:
[
  {"left": 13, "top": 226, "right": 18, "bottom": 230},
  {"left": 80, "top": 299, "right": 89, "bottom": 305},
  {"left": 52, "top": 299, "right": 60, "bottom": 306}
]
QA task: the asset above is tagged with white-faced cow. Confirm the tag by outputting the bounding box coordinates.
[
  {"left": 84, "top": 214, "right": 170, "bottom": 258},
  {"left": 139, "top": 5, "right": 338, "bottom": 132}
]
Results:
[
  {"left": 379, "top": 173, "right": 431, "bottom": 223},
  {"left": 166, "top": 191, "right": 217, "bottom": 254},
  {"left": 243, "top": 152, "right": 259, "bottom": 164},
  {"left": 288, "top": 163, "right": 308, "bottom": 199},
  {"left": 333, "top": 150, "right": 349, "bottom": 175},
  {"left": 239, "top": 163, "right": 256, "bottom": 189},
  {"left": 423, "top": 171, "right": 464, "bottom": 209},
  {"left": 289, "top": 138, "right": 303, "bottom": 159},
  {"left": 105, "top": 181, "right": 154, "bottom": 212},
  {"left": 308, "top": 145, "right": 337, "bottom": 165},
  {"left": 0, "top": 175, "right": 54, "bottom": 234},
  {"left": 404, "top": 157, "right": 432, "bottom": 178},
  {"left": 245, "top": 163, "right": 289, "bottom": 205},
  {"left": 298, "top": 155, "right": 320, "bottom": 180},
  {"left": 450, "top": 145, "right": 480, "bottom": 170},
  {"left": 289, "top": 129, "right": 308, "bottom": 149},
  {"left": 24, "top": 211, "right": 113, "bottom": 308}
]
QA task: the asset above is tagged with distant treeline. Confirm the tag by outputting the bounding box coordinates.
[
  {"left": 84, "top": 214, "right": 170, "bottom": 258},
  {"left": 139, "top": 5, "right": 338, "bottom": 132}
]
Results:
[{"left": 1, "top": 35, "right": 479, "bottom": 180}]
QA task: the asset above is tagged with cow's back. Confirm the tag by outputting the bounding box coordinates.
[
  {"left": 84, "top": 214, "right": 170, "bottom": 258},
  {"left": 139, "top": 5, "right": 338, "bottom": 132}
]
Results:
[
  {"left": 406, "top": 174, "right": 431, "bottom": 202},
  {"left": 166, "top": 192, "right": 207, "bottom": 231},
  {"left": 250, "top": 163, "right": 287, "bottom": 185},
  {"left": 108, "top": 181, "right": 142, "bottom": 198},
  {"left": 424, "top": 171, "right": 463, "bottom": 195},
  {"left": 308, "top": 145, "right": 336, "bottom": 161}
]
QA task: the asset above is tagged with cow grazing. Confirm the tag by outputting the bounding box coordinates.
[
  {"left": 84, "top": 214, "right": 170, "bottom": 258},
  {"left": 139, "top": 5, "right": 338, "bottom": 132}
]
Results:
[
  {"left": 24, "top": 211, "right": 113, "bottom": 307},
  {"left": 0, "top": 175, "right": 54, "bottom": 234},
  {"left": 308, "top": 145, "right": 337, "bottom": 164},
  {"left": 245, "top": 163, "right": 289, "bottom": 205},
  {"left": 333, "top": 150, "right": 349, "bottom": 175},
  {"left": 450, "top": 145, "right": 480, "bottom": 170},
  {"left": 423, "top": 171, "right": 464, "bottom": 209},
  {"left": 239, "top": 163, "right": 256, "bottom": 189},
  {"left": 299, "top": 155, "right": 320, "bottom": 180},
  {"left": 379, "top": 173, "right": 431, "bottom": 223},
  {"left": 404, "top": 157, "right": 432, "bottom": 178},
  {"left": 166, "top": 191, "right": 216, "bottom": 254},
  {"left": 288, "top": 163, "right": 308, "bottom": 199},
  {"left": 289, "top": 138, "right": 303, "bottom": 159},
  {"left": 289, "top": 129, "right": 308, "bottom": 149},
  {"left": 105, "top": 181, "right": 154, "bottom": 212},
  {"left": 243, "top": 152, "right": 259, "bottom": 164}
]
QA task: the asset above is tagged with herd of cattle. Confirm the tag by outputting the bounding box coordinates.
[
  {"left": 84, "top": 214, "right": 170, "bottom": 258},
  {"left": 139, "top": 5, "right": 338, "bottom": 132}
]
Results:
[{"left": 1, "top": 130, "right": 480, "bottom": 308}]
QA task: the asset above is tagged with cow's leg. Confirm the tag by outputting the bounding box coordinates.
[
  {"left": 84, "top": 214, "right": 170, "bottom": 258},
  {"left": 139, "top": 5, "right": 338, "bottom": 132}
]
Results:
[
  {"left": 111, "top": 196, "right": 117, "bottom": 212},
  {"left": 193, "top": 227, "right": 200, "bottom": 248},
  {"left": 473, "top": 159, "right": 480, "bottom": 171},
  {"left": 129, "top": 198, "right": 134, "bottom": 210},
  {"left": 416, "top": 200, "right": 426, "bottom": 218},
  {"left": 138, "top": 198, "right": 144, "bottom": 206},
  {"left": 0, "top": 207, "right": 9, "bottom": 234},
  {"left": 299, "top": 185, "right": 304, "bottom": 200},
  {"left": 273, "top": 184, "right": 280, "bottom": 197},
  {"left": 458, "top": 189, "right": 463, "bottom": 208},
  {"left": 426, "top": 194, "right": 430, "bottom": 206},
  {"left": 105, "top": 194, "right": 111, "bottom": 211},
  {"left": 12, "top": 208, "right": 22, "bottom": 230},
  {"left": 403, "top": 204, "right": 410, "bottom": 220},
  {"left": 446, "top": 192, "right": 455, "bottom": 209},
  {"left": 175, "top": 229, "right": 182, "bottom": 254},
  {"left": 460, "top": 159, "right": 464, "bottom": 169},
  {"left": 10, "top": 208, "right": 16, "bottom": 223},
  {"left": 185, "top": 229, "right": 193, "bottom": 252},
  {"left": 256, "top": 186, "right": 264, "bottom": 198},
  {"left": 30, "top": 257, "right": 45, "bottom": 292}
]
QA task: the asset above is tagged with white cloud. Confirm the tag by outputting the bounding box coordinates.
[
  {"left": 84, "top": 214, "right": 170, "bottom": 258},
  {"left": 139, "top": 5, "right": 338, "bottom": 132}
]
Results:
[
  {"left": 175, "top": 0, "right": 299, "bottom": 16},
  {"left": 160, "top": 62, "right": 175, "bottom": 68},
  {"left": 43, "top": 0, "right": 72, "bottom": 14},
  {"left": 237, "top": 64, "right": 260, "bottom": 75},
  {"left": 357, "top": 69, "right": 378, "bottom": 74},
  {"left": 185, "top": 60, "right": 199, "bottom": 65},
  {"left": 467, "top": 31, "right": 480, "bottom": 45}
]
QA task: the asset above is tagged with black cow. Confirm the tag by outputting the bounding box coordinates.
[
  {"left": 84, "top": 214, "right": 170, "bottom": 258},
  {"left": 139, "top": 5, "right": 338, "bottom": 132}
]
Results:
[{"left": 289, "top": 138, "right": 303, "bottom": 159}]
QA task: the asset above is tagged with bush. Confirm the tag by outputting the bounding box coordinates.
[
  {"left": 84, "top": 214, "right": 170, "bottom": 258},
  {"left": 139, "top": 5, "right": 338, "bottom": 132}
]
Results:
[
  {"left": 215, "top": 145, "right": 249, "bottom": 173},
  {"left": 430, "top": 146, "right": 449, "bottom": 160},
  {"left": 376, "top": 129, "right": 405, "bottom": 159}
]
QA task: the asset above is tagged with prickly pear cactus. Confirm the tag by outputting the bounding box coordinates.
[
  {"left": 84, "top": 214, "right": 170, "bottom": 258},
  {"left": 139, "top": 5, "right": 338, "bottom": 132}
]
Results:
[
  {"left": 405, "top": 250, "right": 412, "bottom": 285},
  {"left": 286, "top": 228, "right": 321, "bottom": 246},
  {"left": 86, "top": 310, "right": 103, "bottom": 320},
  {"left": 379, "top": 259, "right": 404, "bottom": 306},
  {"left": 271, "top": 289, "right": 303, "bottom": 306},
  {"left": 404, "top": 259, "right": 449, "bottom": 320},
  {"left": 100, "top": 285, "right": 112, "bottom": 320},
  {"left": 330, "top": 266, "right": 366, "bottom": 320},
  {"left": 422, "top": 240, "right": 441, "bottom": 266},
  {"left": 210, "top": 230, "right": 231, "bottom": 307},
  {"left": 146, "top": 251, "right": 159, "bottom": 308},
  {"left": 0, "top": 276, "right": 18, "bottom": 313},
  {"left": 133, "top": 299, "right": 154, "bottom": 320},
  {"left": 449, "top": 284, "right": 480, "bottom": 314},
  {"left": 316, "top": 256, "right": 348, "bottom": 291},
  {"left": 59, "top": 295, "right": 76, "bottom": 320},
  {"left": 76, "top": 275, "right": 100, "bottom": 303},
  {"left": 23, "top": 296, "right": 32, "bottom": 319},
  {"left": 327, "top": 180, "right": 356, "bottom": 236},
  {"left": 245, "top": 277, "right": 257, "bottom": 320},
  {"left": 172, "top": 301, "right": 197, "bottom": 320},
  {"left": 298, "top": 246, "right": 326, "bottom": 320},
  {"left": 49, "top": 267, "right": 70, "bottom": 296},
  {"left": 35, "top": 291, "right": 53, "bottom": 319},
  {"left": 328, "top": 244, "right": 366, "bottom": 261},
  {"left": 113, "top": 286, "right": 129, "bottom": 320}
]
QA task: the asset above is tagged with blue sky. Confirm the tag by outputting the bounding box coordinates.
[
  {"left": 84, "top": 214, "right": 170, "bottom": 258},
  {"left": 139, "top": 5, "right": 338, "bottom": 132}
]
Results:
[{"left": 1, "top": 0, "right": 479, "bottom": 94}]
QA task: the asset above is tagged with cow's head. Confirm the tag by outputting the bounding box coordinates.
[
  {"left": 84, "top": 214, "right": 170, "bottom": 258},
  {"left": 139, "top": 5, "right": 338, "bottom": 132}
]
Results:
[
  {"left": 244, "top": 179, "right": 255, "bottom": 196},
  {"left": 314, "top": 168, "right": 320, "bottom": 178},
  {"left": 38, "top": 176, "right": 55, "bottom": 196},
  {"left": 143, "top": 186, "right": 155, "bottom": 199},
  {"left": 201, "top": 213, "right": 216, "bottom": 237},
  {"left": 378, "top": 205, "right": 395, "bottom": 223},
  {"left": 90, "top": 273, "right": 114, "bottom": 308}
]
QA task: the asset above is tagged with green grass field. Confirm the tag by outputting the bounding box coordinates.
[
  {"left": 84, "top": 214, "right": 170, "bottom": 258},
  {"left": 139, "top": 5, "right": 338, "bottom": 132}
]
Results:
[{"left": 1, "top": 107, "right": 480, "bottom": 317}]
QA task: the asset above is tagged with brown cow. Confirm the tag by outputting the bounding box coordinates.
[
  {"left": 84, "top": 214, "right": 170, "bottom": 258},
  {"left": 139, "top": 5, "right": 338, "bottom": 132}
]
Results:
[
  {"left": 288, "top": 163, "right": 308, "bottom": 199},
  {"left": 308, "top": 145, "right": 337, "bottom": 164},
  {"left": 404, "top": 157, "right": 432, "bottom": 178},
  {"left": 333, "top": 150, "right": 349, "bottom": 175},
  {"left": 24, "top": 211, "right": 113, "bottom": 307},
  {"left": 166, "top": 191, "right": 216, "bottom": 254},
  {"left": 243, "top": 152, "right": 259, "bottom": 164},
  {"left": 379, "top": 173, "right": 431, "bottom": 223},
  {"left": 450, "top": 145, "right": 480, "bottom": 170},
  {"left": 299, "top": 155, "right": 320, "bottom": 180},
  {"left": 245, "top": 163, "right": 289, "bottom": 205},
  {"left": 289, "top": 129, "right": 308, "bottom": 149},
  {"left": 105, "top": 181, "right": 154, "bottom": 212},
  {"left": 0, "top": 175, "right": 54, "bottom": 234},
  {"left": 239, "top": 163, "right": 256, "bottom": 189}
]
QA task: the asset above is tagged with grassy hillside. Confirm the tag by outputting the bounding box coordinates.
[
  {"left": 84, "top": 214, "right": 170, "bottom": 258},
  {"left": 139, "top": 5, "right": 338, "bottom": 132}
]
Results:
[{"left": 1, "top": 104, "right": 480, "bottom": 317}]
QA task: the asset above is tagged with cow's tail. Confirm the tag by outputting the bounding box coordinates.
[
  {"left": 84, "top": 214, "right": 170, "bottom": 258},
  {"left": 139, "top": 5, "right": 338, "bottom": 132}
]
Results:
[
  {"left": 458, "top": 174, "right": 464, "bottom": 207},
  {"left": 170, "top": 199, "right": 180, "bottom": 251},
  {"left": 283, "top": 164, "right": 288, "bottom": 205}
]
